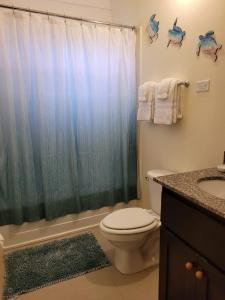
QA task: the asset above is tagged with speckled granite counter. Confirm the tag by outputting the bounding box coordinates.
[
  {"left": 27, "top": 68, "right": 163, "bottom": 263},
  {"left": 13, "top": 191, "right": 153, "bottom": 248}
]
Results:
[{"left": 155, "top": 168, "right": 225, "bottom": 220}]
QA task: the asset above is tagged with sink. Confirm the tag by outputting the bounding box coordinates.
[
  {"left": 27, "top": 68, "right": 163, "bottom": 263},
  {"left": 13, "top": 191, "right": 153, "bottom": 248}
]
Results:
[{"left": 198, "top": 177, "right": 225, "bottom": 200}]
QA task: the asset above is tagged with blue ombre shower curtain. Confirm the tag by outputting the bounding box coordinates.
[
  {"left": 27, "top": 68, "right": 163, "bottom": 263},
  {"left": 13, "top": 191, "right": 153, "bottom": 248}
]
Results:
[{"left": 0, "top": 9, "right": 137, "bottom": 225}]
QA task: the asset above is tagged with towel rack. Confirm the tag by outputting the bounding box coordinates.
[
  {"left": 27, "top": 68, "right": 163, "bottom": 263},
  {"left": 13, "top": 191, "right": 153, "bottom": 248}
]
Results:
[{"left": 178, "top": 80, "right": 190, "bottom": 87}]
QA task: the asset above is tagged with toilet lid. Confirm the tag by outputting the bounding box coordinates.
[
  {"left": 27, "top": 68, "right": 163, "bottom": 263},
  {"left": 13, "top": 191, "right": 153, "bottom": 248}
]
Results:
[{"left": 102, "top": 208, "right": 155, "bottom": 230}]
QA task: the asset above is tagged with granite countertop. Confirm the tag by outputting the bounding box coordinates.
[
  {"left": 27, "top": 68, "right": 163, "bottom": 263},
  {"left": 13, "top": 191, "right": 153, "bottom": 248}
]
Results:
[{"left": 155, "top": 168, "right": 225, "bottom": 220}]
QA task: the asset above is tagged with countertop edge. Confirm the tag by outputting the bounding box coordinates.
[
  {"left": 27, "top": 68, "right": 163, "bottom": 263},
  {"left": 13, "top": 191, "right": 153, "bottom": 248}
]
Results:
[{"left": 154, "top": 168, "right": 225, "bottom": 221}]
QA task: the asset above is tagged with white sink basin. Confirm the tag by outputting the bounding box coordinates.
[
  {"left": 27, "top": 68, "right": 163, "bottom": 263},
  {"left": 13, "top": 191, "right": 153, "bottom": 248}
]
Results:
[{"left": 198, "top": 178, "right": 225, "bottom": 200}]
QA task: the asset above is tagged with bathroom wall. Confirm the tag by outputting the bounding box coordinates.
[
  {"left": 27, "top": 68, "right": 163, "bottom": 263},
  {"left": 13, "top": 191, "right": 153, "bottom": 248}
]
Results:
[
  {"left": 112, "top": 0, "right": 225, "bottom": 208},
  {"left": 0, "top": 0, "right": 112, "bottom": 21}
]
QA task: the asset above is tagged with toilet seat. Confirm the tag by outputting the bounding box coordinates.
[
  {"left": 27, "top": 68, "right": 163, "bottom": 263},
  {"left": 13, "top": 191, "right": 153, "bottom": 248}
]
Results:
[
  {"left": 100, "top": 208, "right": 160, "bottom": 235},
  {"left": 103, "top": 208, "right": 155, "bottom": 230}
]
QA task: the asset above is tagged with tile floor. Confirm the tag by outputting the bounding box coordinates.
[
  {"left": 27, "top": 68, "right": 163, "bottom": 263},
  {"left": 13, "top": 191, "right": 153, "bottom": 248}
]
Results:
[{"left": 9, "top": 227, "right": 159, "bottom": 300}]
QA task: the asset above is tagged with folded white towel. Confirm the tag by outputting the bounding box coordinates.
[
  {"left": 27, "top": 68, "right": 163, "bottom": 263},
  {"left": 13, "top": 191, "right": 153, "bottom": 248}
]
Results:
[
  {"left": 155, "top": 78, "right": 174, "bottom": 101},
  {"left": 137, "top": 81, "right": 156, "bottom": 121},
  {"left": 154, "top": 78, "right": 183, "bottom": 125},
  {"left": 153, "top": 101, "right": 174, "bottom": 125}
]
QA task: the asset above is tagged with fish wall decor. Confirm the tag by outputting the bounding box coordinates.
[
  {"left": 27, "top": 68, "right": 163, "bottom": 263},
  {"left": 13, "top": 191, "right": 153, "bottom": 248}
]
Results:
[
  {"left": 146, "top": 14, "right": 159, "bottom": 42},
  {"left": 167, "top": 18, "right": 186, "bottom": 47},
  {"left": 197, "top": 31, "right": 222, "bottom": 62}
]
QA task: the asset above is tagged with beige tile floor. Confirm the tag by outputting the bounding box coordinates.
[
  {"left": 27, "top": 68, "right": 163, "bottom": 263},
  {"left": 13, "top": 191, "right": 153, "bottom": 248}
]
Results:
[{"left": 10, "top": 227, "right": 159, "bottom": 300}]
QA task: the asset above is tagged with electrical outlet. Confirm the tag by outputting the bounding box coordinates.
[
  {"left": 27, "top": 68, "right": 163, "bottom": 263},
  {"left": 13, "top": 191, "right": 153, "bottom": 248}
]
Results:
[{"left": 196, "top": 80, "right": 210, "bottom": 93}]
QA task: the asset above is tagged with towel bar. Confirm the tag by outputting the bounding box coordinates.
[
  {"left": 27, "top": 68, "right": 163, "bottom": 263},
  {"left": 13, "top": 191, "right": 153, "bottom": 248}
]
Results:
[{"left": 178, "top": 81, "right": 190, "bottom": 87}]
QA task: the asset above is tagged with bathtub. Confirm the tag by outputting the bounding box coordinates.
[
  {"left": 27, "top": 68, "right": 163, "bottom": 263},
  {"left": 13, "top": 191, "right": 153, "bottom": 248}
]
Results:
[{"left": 0, "top": 199, "right": 139, "bottom": 251}]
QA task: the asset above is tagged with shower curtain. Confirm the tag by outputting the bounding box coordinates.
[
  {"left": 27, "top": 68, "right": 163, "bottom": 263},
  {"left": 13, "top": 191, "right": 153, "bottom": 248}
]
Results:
[{"left": 0, "top": 9, "right": 137, "bottom": 225}]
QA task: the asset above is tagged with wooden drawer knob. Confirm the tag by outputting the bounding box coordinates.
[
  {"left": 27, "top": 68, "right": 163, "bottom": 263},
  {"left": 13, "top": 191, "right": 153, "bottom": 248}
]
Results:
[
  {"left": 185, "top": 262, "right": 193, "bottom": 270},
  {"left": 195, "top": 271, "right": 204, "bottom": 280}
]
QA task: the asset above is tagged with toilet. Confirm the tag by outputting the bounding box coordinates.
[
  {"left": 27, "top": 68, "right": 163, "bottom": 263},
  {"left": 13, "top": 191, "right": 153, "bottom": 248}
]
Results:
[{"left": 100, "top": 169, "right": 175, "bottom": 274}]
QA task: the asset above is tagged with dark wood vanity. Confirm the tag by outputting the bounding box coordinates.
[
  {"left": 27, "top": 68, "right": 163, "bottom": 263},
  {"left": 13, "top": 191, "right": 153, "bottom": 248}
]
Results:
[{"left": 159, "top": 187, "right": 225, "bottom": 300}]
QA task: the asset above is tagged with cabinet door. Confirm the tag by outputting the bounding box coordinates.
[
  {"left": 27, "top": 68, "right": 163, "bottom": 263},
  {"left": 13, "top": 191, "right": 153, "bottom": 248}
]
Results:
[
  {"left": 159, "top": 227, "right": 198, "bottom": 300},
  {"left": 196, "top": 256, "right": 225, "bottom": 300}
]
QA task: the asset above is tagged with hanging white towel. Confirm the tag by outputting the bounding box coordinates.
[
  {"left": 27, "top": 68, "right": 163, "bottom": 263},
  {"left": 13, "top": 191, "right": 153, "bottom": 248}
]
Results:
[
  {"left": 176, "top": 81, "right": 183, "bottom": 120},
  {"left": 137, "top": 102, "right": 152, "bottom": 121},
  {"left": 172, "top": 80, "right": 184, "bottom": 123},
  {"left": 138, "top": 82, "right": 150, "bottom": 102},
  {"left": 137, "top": 81, "right": 156, "bottom": 121},
  {"left": 154, "top": 78, "right": 183, "bottom": 125}
]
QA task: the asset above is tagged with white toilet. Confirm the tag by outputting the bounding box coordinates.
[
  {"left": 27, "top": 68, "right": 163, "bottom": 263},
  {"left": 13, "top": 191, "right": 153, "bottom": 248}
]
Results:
[{"left": 100, "top": 169, "right": 175, "bottom": 274}]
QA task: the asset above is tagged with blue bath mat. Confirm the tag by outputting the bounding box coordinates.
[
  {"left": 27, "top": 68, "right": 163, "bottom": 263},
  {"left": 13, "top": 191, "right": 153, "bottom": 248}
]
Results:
[{"left": 4, "top": 232, "right": 110, "bottom": 299}]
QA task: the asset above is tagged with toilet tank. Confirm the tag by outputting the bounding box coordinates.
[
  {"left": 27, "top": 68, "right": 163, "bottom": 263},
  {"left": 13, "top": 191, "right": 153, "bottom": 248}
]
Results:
[{"left": 147, "top": 169, "right": 176, "bottom": 215}]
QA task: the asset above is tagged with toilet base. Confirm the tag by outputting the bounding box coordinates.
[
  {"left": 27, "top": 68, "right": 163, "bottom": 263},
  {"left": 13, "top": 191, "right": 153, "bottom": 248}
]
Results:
[
  {"left": 114, "top": 248, "right": 146, "bottom": 274},
  {"left": 113, "top": 231, "right": 160, "bottom": 275},
  {"left": 114, "top": 247, "right": 159, "bottom": 274}
]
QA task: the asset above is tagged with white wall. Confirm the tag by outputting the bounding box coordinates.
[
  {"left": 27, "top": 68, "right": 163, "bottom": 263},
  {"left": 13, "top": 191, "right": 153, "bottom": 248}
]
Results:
[
  {"left": 112, "top": 0, "right": 225, "bottom": 208},
  {"left": 0, "top": 0, "right": 112, "bottom": 21},
  {"left": 111, "top": 0, "right": 139, "bottom": 26}
]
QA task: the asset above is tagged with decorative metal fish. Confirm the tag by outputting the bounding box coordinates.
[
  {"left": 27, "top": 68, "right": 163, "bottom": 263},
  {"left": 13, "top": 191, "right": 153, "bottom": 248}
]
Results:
[
  {"left": 167, "top": 18, "right": 186, "bottom": 47},
  {"left": 146, "top": 14, "right": 159, "bottom": 42},
  {"left": 197, "top": 31, "right": 222, "bottom": 62}
]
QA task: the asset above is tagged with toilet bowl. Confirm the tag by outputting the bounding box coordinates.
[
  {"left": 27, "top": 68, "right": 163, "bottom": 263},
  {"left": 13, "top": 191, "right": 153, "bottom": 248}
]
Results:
[
  {"left": 100, "top": 207, "right": 160, "bottom": 274},
  {"left": 100, "top": 169, "right": 175, "bottom": 274}
]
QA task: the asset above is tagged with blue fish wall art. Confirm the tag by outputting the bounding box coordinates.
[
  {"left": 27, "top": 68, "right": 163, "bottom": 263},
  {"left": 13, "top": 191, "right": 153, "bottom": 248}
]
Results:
[
  {"left": 167, "top": 18, "right": 186, "bottom": 47},
  {"left": 197, "top": 31, "right": 222, "bottom": 62},
  {"left": 146, "top": 14, "right": 159, "bottom": 42}
]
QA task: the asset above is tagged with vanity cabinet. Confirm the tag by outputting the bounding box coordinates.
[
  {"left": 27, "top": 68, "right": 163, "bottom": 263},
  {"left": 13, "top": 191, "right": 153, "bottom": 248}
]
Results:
[{"left": 159, "top": 188, "right": 225, "bottom": 300}]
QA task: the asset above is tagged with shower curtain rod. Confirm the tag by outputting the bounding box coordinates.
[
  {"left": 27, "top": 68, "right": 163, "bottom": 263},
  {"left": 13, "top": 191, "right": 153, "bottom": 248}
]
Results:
[{"left": 0, "top": 3, "right": 136, "bottom": 30}]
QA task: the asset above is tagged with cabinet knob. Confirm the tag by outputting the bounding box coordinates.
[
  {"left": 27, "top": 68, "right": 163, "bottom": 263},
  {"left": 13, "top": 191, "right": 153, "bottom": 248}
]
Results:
[
  {"left": 185, "top": 262, "right": 193, "bottom": 271},
  {"left": 195, "top": 271, "right": 204, "bottom": 280}
]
